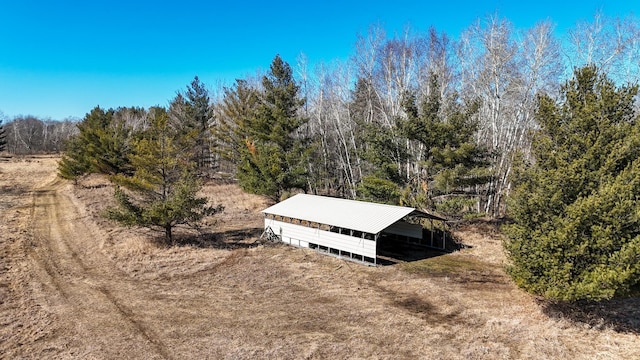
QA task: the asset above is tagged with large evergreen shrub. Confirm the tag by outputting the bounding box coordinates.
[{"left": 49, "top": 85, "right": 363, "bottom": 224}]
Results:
[{"left": 505, "top": 66, "right": 640, "bottom": 301}]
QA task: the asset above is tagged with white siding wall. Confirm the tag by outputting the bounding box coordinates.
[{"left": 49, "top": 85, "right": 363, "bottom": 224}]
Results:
[
  {"left": 264, "top": 219, "right": 376, "bottom": 258},
  {"left": 384, "top": 221, "right": 422, "bottom": 239}
]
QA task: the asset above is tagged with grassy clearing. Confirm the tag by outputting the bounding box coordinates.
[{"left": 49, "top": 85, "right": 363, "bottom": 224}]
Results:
[
  {"left": 69, "top": 174, "right": 640, "bottom": 359},
  {"left": 2, "top": 156, "right": 639, "bottom": 359}
]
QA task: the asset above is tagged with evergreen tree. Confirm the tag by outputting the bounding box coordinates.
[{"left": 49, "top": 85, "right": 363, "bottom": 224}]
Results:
[
  {"left": 400, "top": 74, "right": 491, "bottom": 216},
  {"left": 0, "top": 120, "right": 6, "bottom": 152},
  {"left": 505, "top": 66, "right": 640, "bottom": 301},
  {"left": 57, "top": 106, "right": 132, "bottom": 181},
  {"left": 106, "top": 107, "right": 222, "bottom": 243},
  {"left": 171, "top": 76, "right": 214, "bottom": 174},
  {"left": 356, "top": 122, "right": 408, "bottom": 204},
  {"left": 349, "top": 77, "right": 407, "bottom": 204},
  {"left": 214, "top": 79, "right": 261, "bottom": 172},
  {"left": 236, "top": 55, "right": 312, "bottom": 200},
  {"left": 58, "top": 136, "right": 90, "bottom": 184}
]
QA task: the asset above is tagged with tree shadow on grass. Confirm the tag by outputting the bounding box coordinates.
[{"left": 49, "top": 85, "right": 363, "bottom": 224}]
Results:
[
  {"left": 541, "top": 297, "right": 640, "bottom": 334},
  {"left": 368, "top": 281, "right": 483, "bottom": 328},
  {"left": 172, "top": 227, "right": 266, "bottom": 250}
]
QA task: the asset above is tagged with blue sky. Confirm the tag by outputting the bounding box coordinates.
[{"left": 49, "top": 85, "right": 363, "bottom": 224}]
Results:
[{"left": 0, "top": 0, "right": 638, "bottom": 120}]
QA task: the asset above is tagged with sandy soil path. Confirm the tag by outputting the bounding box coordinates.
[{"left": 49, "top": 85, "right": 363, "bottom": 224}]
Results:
[
  {"left": 25, "top": 176, "right": 170, "bottom": 358},
  {"left": 0, "top": 158, "right": 169, "bottom": 358}
]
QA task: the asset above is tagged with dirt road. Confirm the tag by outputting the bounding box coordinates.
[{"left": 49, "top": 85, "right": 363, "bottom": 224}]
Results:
[
  {"left": 2, "top": 156, "right": 639, "bottom": 359},
  {"left": 1, "top": 159, "right": 168, "bottom": 358},
  {"left": 28, "top": 176, "right": 171, "bottom": 358}
]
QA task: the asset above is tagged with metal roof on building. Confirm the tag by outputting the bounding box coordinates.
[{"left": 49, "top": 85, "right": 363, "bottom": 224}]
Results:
[{"left": 262, "top": 194, "right": 444, "bottom": 234}]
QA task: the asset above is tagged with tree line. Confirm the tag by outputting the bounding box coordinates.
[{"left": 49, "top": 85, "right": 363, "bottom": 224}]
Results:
[
  {"left": 0, "top": 115, "right": 77, "bottom": 154},
  {"left": 7, "top": 12, "right": 640, "bottom": 219},
  {"left": 220, "top": 13, "right": 639, "bottom": 218},
  {"left": 297, "top": 13, "right": 640, "bottom": 218}
]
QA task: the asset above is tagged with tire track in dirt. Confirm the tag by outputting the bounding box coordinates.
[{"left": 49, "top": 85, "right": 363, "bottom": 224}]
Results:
[{"left": 27, "top": 177, "right": 172, "bottom": 359}]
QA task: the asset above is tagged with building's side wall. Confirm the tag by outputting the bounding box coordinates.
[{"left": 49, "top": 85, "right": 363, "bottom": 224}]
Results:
[
  {"left": 264, "top": 218, "right": 376, "bottom": 259},
  {"left": 384, "top": 221, "right": 422, "bottom": 239}
]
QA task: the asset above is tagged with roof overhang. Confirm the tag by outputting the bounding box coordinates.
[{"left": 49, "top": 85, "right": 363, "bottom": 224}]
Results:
[
  {"left": 262, "top": 194, "right": 446, "bottom": 234},
  {"left": 407, "top": 209, "right": 447, "bottom": 222}
]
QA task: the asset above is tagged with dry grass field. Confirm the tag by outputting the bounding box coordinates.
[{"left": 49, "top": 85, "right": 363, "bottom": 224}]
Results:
[{"left": 1, "top": 155, "right": 639, "bottom": 359}]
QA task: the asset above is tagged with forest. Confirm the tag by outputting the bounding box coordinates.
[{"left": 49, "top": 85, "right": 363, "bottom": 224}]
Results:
[
  {"left": 3, "top": 13, "right": 639, "bottom": 219},
  {"left": 2, "top": 13, "right": 640, "bottom": 301}
]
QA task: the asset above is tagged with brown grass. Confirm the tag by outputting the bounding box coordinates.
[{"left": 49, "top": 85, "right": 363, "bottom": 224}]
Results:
[{"left": 1, "top": 155, "right": 639, "bottom": 359}]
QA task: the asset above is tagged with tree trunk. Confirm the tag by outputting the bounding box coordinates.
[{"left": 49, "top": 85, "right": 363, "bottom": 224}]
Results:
[{"left": 165, "top": 224, "right": 172, "bottom": 244}]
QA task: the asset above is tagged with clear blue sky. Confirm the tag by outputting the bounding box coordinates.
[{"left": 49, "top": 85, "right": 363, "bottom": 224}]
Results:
[{"left": 0, "top": 0, "right": 638, "bottom": 120}]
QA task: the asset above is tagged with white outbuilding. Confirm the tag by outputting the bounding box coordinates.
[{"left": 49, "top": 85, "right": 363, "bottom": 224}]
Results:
[{"left": 262, "top": 194, "right": 447, "bottom": 265}]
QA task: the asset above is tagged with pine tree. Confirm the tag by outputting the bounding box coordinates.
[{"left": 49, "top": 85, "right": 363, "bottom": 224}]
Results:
[
  {"left": 171, "top": 76, "right": 214, "bottom": 175},
  {"left": 0, "top": 120, "right": 6, "bottom": 152},
  {"left": 356, "top": 122, "right": 408, "bottom": 204},
  {"left": 57, "top": 106, "right": 132, "bottom": 181},
  {"left": 106, "top": 107, "right": 222, "bottom": 243},
  {"left": 58, "top": 137, "right": 90, "bottom": 184},
  {"left": 349, "top": 77, "right": 407, "bottom": 204},
  {"left": 505, "top": 66, "right": 640, "bottom": 301},
  {"left": 400, "top": 74, "right": 491, "bottom": 216},
  {"left": 236, "top": 55, "right": 312, "bottom": 201},
  {"left": 214, "top": 79, "right": 261, "bottom": 172}
]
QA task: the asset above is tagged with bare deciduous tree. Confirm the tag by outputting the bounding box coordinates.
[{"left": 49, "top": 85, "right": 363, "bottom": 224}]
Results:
[
  {"left": 565, "top": 11, "right": 640, "bottom": 83},
  {"left": 3, "top": 116, "right": 78, "bottom": 154},
  {"left": 457, "top": 15, "right": 563, "bottom": 216}
]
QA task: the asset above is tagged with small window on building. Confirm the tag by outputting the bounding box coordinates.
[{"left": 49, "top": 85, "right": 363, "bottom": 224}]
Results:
[
  {"left": 329, "top": 226, "right": 339, "bottom": 233},
  {"left": 364, "top": 233, "right": 374, "bottom": 240},
  {"left": 352, "top": 230, "right": 363, "bottom": 238}
]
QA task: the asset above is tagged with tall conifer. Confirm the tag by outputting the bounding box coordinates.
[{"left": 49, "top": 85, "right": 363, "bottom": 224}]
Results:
[
  {"left": 169, "top": 77, "right": 214, "bottom": 175},
  {"left": 400, "top": 74, "right": 491, "bottom": 215},
  {"left": 214, "top": 79, "right": 261, "bottom": 171},
  {"left": 236, "top": 55, "right": 311, "bottom": 200}
]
